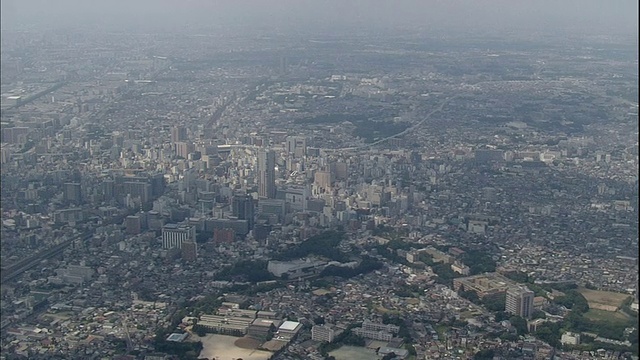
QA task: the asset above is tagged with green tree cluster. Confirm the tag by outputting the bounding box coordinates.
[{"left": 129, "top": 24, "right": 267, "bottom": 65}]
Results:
[
  {"left": 460, "top": 249, "right": 496, "bottom": 275},
  {"left": 275, "top": 231, "right": 348, "bottom": 262}
]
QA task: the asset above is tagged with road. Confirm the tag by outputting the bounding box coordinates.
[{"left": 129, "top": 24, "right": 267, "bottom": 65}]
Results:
[
  {"left": 0, "top": 231, "right": 93, "bottom": 284},
  {"left": 322, "top": 94, "right": 459, "bottom": 153}
]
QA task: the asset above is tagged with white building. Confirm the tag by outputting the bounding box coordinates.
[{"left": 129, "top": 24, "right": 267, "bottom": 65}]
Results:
[
  {"left": 267, "top": 259, "right": 327, "bottom": 279},
  {"left": 505, "top": 286, "right": 534, "bottom": 318},
  {"left": 162, "top": 223, "right": 196, "bottom": 249},
  {"left": 311, "top": 325, "right": 336, "bottom": 343}
]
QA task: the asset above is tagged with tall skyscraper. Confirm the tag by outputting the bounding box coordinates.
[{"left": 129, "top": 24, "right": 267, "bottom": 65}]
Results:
[
  {"left": 286, "top": 136, "right": 307, "bottom": 158},
  {"left": 63, "top": 182, "right": 82, "bottom": 204},
  {"left": 505, "top": 287, "right": 534, "bottom": 318},
  {"left": 171, "top": 126, "right": 187, "bottom": 143},
  {"left": 258, "top": 149, "right": 276, "bottom": 199},
  {"left": 232, "top": 193, "right": 255, "bottom": 229}
]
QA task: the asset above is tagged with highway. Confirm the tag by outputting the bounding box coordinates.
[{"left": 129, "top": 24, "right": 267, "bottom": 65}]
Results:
[
  {"left": 0, "top": 231, "right": 93, "bottom": 284},
  {"left": 322, "top": 94, "right": 459, "bottom": 153}
]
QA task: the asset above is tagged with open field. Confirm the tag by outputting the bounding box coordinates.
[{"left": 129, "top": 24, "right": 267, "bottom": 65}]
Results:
[
  {"left": 329, "top": 345, "right": 380, "bottom": 360},
  {"left": 578, "top": 288, "right": 631, "bottom": 311},
  {"left": 584, "top": 309, "right": 632, "bottom": 325},
  {"left": 196, "top": 334, "right": 272, "bottom": 360}
]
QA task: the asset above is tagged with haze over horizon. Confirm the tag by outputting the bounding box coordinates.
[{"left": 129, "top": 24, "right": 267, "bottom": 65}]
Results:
[{"left": 1, "top": 0, "right": 638, "bottom": 38}]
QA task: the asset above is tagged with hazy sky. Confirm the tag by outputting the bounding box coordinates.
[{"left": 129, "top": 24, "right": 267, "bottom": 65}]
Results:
[{"left": 1, "top": 0, "right": 638, "bottom": 37}]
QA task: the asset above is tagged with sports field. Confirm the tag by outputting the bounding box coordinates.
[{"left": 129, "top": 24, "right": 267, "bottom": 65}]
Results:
[
  {"left": 329, "top": 345, "right": 380, "bottom": 360},
  {"left": 196, "top": 334, "right": 272, "bottom": 360},
  {"left": 584, "top": 308, "right": 630, "bottom": 323},
  {"left": 578, "top": 288, "right": 631, "bottom": 311}
]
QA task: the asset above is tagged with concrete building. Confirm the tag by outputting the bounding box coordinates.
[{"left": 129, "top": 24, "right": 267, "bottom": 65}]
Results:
[
  {"left": 286, "top": 136, "right": 306, "bottom": 158},
  {"left": 213, "top": 228, "right": 235, "bottom": 243},
  {"left": 170, "top": 126, "right": 187, "bottom": 143},
  {"left": 258, "top": 199, "right": 286, "bottom": 223},
  {"left": 247, "top": 318, "right": 280, "bottom": 339},
  {"left": 181, "top": 241, "right": 197, "bottom": 262},
  {"left": 505, "top": 286, "right": 534, "bottom": 318},
  {"left": 311, "top": 325, "right": 337, "bottom": 343},
  {"left": 161, "top": 223, "right": 196, "bottom": 249},
  {"left": 63, "top": 182, "right": 82, "bottom": 204},
  {"left": 125, "top": 215, "right": 142, "bottom": 235},
  {"left": 453, "top": 273, "right": 515, "bottom": 299},
  {"left": 352, "top": 321, "right": 400, "bottom": 341},
  {"left": 232, "top": 193, "right": 255, "bottom": 229},
  {"left": 258, "top": 149, "right": 276, "bottom": 199},
  {"left": 196, "top": 314, "right": 252, "bottom": 336},
  {"left": 267, "top": 259, "right": 327, "bottom": 279},
  {"left": 353, "top": 327, "right": 393, "bottom": 341},
  {"left": 276, "top": 321, "right": 303, "bottom": 339},
  {"left": 314, "top": 170, "right": 333, "bottom": 191}
]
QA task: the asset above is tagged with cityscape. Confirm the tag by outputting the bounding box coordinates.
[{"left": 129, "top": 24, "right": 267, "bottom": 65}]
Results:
[{"left": 0, "top": 1, "right": 638, "bottom": 360}]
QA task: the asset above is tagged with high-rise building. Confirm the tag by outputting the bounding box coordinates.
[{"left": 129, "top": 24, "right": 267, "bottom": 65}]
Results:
[
  {"left": 175, "top": 141, "right": 195, "bottom": 159},
  {"left": 125, "top": 215, "right": 142, "bottom": 235},
  {"left": 181, "top": 241, "right": 197, "bottom": 262},
  {"left": 162, "top": 224, "right": 196, "bottom": 249},
  {"left": 505, "top": 287, "right": 534, "bottom": 318},
  {"left": 279, "top": 56, "right": 288, "bottom": 75},
  {"left": 213, "top": 228, "right": 235, "bottom": 243},
  {"left": 258, "top": 199, "right": 286, "bottom": 223},
  {"left": 286, "top": 136, "right": 306, "bottom": 158},
  {"left": 257, "top": 149, "right": 276, "bottom": 199},
  {"left": 149, "top": 173, "right": 166, "bottom": 198},
  {"left": 331, "top": 161, "right": 348, "bottom": 180},
  {"left": 232, "top": 193, "right": 255, "bottom": 229},
  {"left": 101, "top": 179, "right": 115, "bottom": 200},
  {"left": 171, "top": 126, "right": 187, "bottom": 143},
  {"left": 63, "top": 182, "right": 82, "bottom": 204},
  {"left": 122, "top": 181, "right": 152, "bottom": 204},
  {"left": 314, "top": 170, "right": 333, "bottom": 190}
]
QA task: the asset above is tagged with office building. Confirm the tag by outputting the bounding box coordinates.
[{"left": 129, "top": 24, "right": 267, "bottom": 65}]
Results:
[
  {"left": 171, "top": 126, "right": 187, "bottom": 143},
  {"left": 181, "top": 241, "right": 197, "bottom": 262},
  {"left": 213, "top": 228, "right": 235, "bottom": 243},
  {"left": 205, "top": 219, "right": 249, "bottom": 237},
  {"left": 257, "top": 149, "right": 276, "bottom": 199},
  {"left": 125, "top": 215, "right": 142, "bottom": 235},
  {"left": 253, "top": 223, "right": 272, "bottom": 241},
  {"left": 285, "top": 136, "right": 306, "bottom": 158},
  {"left": 175, "top": 141, "right": 195, "bottom": 159},
  {"left": 162, "top": 224, "right": 196, "bottom": 249},
  {"left": 505, "top": 286, "right": 534, "bottom": 318},
  {"left": 101, "top": 179, "right": 115, "bottom": 200},
  {"left": 331, "top": 161, "right": 348, "bottom": 180},
  {"left": 122, "top": 180, "right": 152, "bottom": 204},
  {"left": 63, "top": 182, "right": 82, "bottom": 204},
  {"left": 232, "top": 193, "right": 255, "bottom": 229},
  {"left": 314, "top": 170, "right": 333, "bottom": 191}
]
